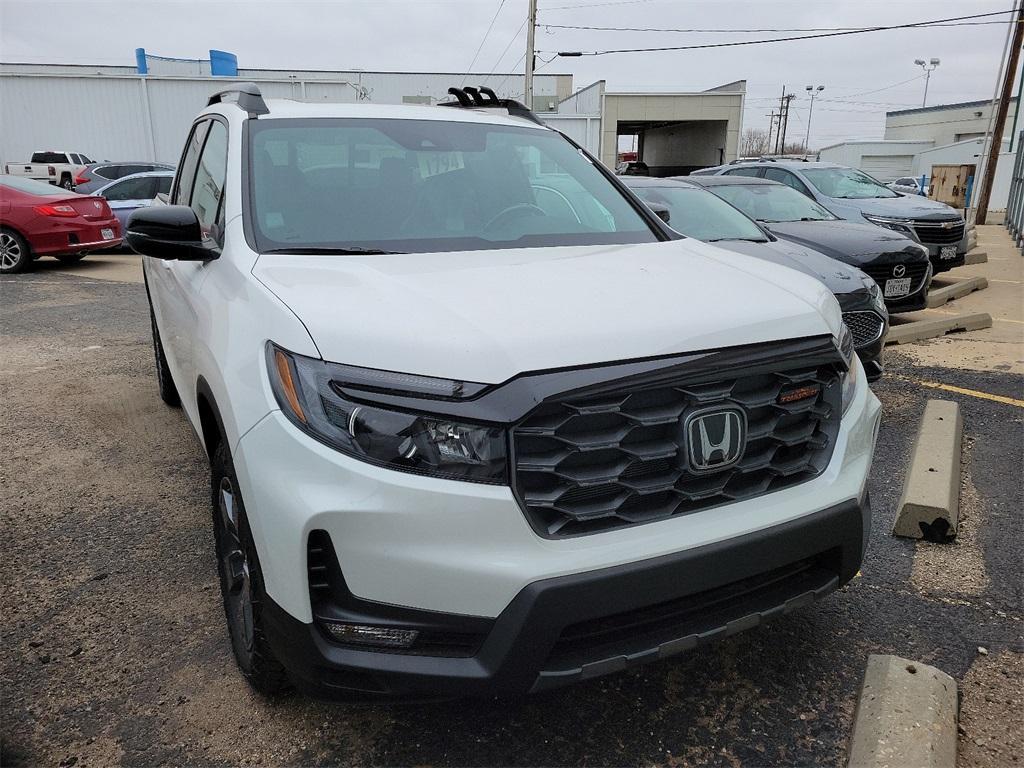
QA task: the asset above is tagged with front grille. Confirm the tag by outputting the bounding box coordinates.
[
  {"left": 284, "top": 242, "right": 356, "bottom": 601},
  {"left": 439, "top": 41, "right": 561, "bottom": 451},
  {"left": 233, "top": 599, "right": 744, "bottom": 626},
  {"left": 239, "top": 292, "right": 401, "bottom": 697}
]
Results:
[
  {"left": 512, "top": 360, "right": 841, "bottom": 537},
  {"left": 842, "top": 311, "right": 885, "bottom": 348},
  {"left": 861, "top": 262, "right": 929, "bottom": 293},
  {"left": 546, "top": 551, "right": 839, "bottom": 670},
  {"left": 912, "top": 218, "right": 965, "bottom": 245}
]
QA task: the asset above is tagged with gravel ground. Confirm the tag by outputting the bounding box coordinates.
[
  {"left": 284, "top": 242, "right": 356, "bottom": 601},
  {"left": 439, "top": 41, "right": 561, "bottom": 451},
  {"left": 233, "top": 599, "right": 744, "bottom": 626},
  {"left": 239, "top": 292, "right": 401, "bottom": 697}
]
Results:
[{"left": 1, "top": 271, "right": 1021, "bottom": 767}]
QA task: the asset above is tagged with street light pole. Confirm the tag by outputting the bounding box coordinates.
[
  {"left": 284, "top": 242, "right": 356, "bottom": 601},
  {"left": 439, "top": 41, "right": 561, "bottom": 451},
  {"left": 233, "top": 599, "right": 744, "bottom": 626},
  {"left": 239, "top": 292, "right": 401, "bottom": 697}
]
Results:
[
  {"left": 804, "top": 85, "right": 824, "bottom": 156},
  {"left": 915, "top": 58, "right": 941, "bottom": 107}
]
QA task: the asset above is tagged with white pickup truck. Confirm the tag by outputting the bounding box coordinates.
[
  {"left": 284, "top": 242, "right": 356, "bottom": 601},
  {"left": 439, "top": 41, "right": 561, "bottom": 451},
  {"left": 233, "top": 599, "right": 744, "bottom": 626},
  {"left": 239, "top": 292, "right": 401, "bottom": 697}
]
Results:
[{"left": 4, "top": 151, "right": 95, "bottom": 189}]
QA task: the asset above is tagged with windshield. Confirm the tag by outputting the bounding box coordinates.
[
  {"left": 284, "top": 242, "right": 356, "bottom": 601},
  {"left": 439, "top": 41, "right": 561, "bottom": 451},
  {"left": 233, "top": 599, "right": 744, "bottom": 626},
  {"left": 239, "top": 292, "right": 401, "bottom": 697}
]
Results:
[
  {"left": 802, "top": 167, "right": 898, "bottom": 199},
  {"left": 709, "top": 183, "right": 838, "bottom": 223},
  {"left": 630, "top": 185, "right": 766, "bottom": 242},
  {"left": 248, "top": 118, "right": 659, "bottom": 253}
]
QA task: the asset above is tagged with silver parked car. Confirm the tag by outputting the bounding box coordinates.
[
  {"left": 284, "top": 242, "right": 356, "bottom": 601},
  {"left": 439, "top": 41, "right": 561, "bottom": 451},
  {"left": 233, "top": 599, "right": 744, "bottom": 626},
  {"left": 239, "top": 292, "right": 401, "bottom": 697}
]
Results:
[
  {"left": 95, "top": 171, "right": 174, "bottom": 230},
  {"left": 887, "top": 176, "right": 927, "bottom": 196}
]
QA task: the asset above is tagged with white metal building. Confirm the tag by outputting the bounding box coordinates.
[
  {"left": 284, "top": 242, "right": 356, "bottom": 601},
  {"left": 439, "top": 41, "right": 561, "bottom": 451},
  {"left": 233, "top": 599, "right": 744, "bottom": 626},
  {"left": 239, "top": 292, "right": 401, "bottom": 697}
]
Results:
[
  {"left": 0, "top": 61, "right": 572, "bottom": 168},
  {"left": 815, "top": 139, "right": 935, "bottom": 180},
  {"left": 1, "top": 58, "right": 745, "bottom": 175}
]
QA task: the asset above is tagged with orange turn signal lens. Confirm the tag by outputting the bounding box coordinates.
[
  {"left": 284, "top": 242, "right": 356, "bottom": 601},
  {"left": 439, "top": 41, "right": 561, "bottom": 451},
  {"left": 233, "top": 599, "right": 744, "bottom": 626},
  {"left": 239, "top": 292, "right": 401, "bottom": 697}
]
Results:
[{"left": 273, "top": 348, "right": 307, "bottom": 423}]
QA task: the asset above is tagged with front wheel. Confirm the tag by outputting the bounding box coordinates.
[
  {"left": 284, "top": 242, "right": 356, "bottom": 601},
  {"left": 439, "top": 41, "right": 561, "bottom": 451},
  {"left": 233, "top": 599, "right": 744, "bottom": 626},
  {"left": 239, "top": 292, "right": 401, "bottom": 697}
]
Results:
[
  {"left": 211, "top": 442, "right": 291, "bottom": 696},
  {"left": 0, "top": 229, "right": 31, "bottom": 274}
]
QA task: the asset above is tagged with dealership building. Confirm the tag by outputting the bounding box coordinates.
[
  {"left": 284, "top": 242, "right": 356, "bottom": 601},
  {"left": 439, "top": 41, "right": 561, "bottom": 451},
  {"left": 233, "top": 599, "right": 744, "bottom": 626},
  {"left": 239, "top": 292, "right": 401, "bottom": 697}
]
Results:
[{"left": 0, "top": 50, "right": 745, "bottom": 174}]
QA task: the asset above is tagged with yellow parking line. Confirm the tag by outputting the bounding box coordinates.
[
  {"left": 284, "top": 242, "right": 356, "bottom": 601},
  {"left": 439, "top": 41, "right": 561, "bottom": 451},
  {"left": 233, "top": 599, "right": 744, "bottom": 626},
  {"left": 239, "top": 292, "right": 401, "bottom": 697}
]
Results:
[{"left": 918, "top": 381, "right": 1024, "bottom": 407}]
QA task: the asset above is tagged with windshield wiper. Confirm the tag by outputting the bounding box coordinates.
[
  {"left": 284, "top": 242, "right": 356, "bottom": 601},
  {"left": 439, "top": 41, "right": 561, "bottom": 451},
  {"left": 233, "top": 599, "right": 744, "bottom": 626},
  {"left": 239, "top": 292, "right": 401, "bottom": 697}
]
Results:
[
  {"left": 708, "top": 237, "right": 769, "bottom": 243},
  {"left": 261, "top": 246, "right": 407, "bottom": 255}
]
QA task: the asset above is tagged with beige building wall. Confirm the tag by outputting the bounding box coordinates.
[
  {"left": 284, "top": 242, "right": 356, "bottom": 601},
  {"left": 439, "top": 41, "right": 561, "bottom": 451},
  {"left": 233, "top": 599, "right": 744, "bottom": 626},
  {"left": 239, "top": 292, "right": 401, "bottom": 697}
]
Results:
[
  {"left": 599, "top": 92, "right": 743, "bottom": 169},
  {"left": 884, "top": 99, "right": 1019, "bottom": 146}
]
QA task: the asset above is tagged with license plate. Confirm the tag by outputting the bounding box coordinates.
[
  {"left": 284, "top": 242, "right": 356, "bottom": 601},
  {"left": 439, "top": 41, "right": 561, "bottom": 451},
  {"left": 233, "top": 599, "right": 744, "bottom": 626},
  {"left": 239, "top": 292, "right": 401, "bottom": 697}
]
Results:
[
  {"left": 940, "top": 245, "right": 958, "bottom": 260},
  {"left": 101, "top": 228, "right": 114, "bottom": 240},
  {"left": 884, "top": 277, "right": 912, "bottom": 298}
]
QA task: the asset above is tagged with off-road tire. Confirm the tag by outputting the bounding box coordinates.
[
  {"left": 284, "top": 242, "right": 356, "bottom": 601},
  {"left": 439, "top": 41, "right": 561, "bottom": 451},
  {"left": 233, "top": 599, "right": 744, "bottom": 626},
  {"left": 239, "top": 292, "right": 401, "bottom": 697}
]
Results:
[{"left": 211, "top": 441, "right": 291, "bottom": 696}]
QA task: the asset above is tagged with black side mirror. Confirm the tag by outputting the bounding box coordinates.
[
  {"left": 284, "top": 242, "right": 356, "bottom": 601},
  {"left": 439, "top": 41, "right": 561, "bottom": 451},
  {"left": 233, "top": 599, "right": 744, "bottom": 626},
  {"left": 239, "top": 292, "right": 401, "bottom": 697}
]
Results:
[
  {"left": 648, "top": 202, "right": 671, "bottom": 224},
  {"left": 126, "top": 205, "right": 218, "bottom": 261}
]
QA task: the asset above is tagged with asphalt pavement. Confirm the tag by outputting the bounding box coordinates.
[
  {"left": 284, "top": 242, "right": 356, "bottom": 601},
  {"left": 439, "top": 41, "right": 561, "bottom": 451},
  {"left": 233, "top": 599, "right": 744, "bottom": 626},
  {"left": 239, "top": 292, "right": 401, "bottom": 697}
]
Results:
[{"left": 1, "top": 255, "right": 1021, "bottom": 768}]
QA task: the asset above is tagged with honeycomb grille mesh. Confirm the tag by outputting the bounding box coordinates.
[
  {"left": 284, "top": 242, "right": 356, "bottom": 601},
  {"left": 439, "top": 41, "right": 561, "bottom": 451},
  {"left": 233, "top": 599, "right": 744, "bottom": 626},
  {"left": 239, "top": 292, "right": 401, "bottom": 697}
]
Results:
[
  {"left": 842, "top": 311, "right": 885, "bottom": 348},
  {"left": 512, "top": 365, "right": 841, "bottom": 537}
]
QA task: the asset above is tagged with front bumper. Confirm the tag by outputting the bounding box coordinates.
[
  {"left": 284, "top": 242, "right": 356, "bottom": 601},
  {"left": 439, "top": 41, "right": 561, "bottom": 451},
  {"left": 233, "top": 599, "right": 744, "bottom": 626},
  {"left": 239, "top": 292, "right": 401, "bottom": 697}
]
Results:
[
  {"left": 921, "top": 240, "right": 967, "bottom": 273},
  {"left": 232, "top": 362, "right": 881, "bottom": 697},
  {"left": 264, "top": 493, "right": 870, "bottom": 698}
]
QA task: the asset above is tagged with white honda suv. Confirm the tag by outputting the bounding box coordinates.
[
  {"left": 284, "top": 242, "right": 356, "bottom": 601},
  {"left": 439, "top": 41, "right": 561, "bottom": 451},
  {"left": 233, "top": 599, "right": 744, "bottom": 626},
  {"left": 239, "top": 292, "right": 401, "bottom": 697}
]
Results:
[{"left": 130, "top": 84, "right": 881, "bottom": 698}]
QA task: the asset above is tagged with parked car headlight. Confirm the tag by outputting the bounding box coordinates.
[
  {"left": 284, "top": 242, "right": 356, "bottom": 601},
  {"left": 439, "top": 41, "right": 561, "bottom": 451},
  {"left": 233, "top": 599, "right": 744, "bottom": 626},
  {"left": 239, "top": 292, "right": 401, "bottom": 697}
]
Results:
[
  {"left": 866, "top": 280, "right": 888, "bottom": 317},
  {"left": 861, "top": 213, "right": 917, "bottom": 238},
  {"left": 266, "top": 344, "right": 507, "bottom": 483}
]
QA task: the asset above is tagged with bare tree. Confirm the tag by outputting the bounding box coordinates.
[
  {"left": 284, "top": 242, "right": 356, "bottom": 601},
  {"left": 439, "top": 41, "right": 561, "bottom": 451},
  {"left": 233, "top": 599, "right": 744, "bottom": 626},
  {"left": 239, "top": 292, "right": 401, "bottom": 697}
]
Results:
[{"left": 741, "top": 128, "right": 771, "bottom": 157}]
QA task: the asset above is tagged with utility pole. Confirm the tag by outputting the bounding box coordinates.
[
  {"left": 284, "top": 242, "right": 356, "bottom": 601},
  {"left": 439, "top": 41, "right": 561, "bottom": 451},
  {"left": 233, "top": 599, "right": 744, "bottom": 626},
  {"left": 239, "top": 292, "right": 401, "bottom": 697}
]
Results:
[
  {"left": 766, "top": 112, "right": 777, "bottom": 155},
  {"left": 524, "top": 0, "right": 538, "bottom": 109},
  {"left": 773, "top": 87, "right": 786, "bottom": 154},
  {"left": 976, "top": 2, "right": 1023, "bottom": 224},
  {"left": 779, "top": 92, "right": 796, "bottom": 155}
]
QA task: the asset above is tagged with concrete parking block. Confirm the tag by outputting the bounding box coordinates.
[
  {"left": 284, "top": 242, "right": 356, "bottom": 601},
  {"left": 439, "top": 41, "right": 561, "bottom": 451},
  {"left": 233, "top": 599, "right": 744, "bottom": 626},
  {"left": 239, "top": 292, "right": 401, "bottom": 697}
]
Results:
[
  {"left": 926, "top": 276, "right": 989, "bottom": 309},
  {"left": 847, "top": 654, "right": 958, "bottom": 768},
  {"left": 963, "top": 249, "right": 988, "bottom": 265},
  {"left": 893, "top": 399, "right": 962, "bottom": 541},
  {"left": 885, "top": 313, "right": 992, "bottom": 345}
]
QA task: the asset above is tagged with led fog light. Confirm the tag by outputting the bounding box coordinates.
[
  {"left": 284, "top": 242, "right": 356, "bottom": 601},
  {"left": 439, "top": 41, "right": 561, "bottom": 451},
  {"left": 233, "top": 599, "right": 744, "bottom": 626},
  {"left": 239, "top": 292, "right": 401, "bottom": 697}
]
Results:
[{"left": 322, "top": 622, "right": 419, "bottom": 649}]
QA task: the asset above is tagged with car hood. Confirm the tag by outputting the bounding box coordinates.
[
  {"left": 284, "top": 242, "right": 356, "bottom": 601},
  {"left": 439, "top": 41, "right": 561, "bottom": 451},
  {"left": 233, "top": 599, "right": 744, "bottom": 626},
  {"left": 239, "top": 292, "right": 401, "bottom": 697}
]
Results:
[
  {"left": 764, "top": 220, "right": 930, "bottom": 264},
  {"left": 827, "top": 194, "right": 961, "bottom": 221},
  {"left": 252, "top": 239, "right": 841, "bottom": 384},
  {"left": 711, "top": 239, "right": 874, "bottom": 309}
]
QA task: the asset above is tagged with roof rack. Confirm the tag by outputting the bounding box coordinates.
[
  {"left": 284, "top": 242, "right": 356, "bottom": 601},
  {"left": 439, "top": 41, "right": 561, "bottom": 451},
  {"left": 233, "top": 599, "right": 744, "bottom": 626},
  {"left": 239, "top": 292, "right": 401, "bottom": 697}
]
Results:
[
  {"left": 439, "top": 86, "right": 546, "bottom": 127},
  {"left": 207, "top": 82, "right": 269, "bottom": 118}
]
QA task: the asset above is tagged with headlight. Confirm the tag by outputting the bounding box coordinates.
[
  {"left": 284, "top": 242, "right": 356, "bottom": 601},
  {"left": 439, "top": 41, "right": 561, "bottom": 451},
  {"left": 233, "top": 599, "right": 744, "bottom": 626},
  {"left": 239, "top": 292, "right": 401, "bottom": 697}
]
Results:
[
  {"left": 266, "top": 344, "right": 507, "bottom": 483},
  {"left": 866, "top": 280, "right": 888, "bottom": 317},
  {"left": 837, "top": 325, "right": 859, "bottom": 416},
  {"left": 862, "top": 213, "right": 917, "bottom": 238}
]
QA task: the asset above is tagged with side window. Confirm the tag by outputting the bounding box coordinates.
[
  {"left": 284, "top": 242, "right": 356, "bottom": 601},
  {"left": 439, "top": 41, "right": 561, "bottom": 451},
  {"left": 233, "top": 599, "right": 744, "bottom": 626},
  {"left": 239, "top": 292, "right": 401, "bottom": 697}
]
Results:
[
  {"left": 764, "top": 168, "right": 812, "bottom": 195},
  {"left": 724, "top": 167, "right": 763, "bottom": 178},
  {"left": 103, "top": 176, "right": 154, "bottom": 201},
  {"left": 94, "top": 165, "right": 118, "bottom": 180},
  {"left": 156, "top": 176, "right": 173, "bottom": 195},
  {"left": 80, "top": 155, "right": 93, "bottom": 164},
  {"left": 172, "top": 121, "right": 210, "bottom": 205},
  {"left": 70, "top": 154, "right": 82, "bottom": 164},
  {"left": 190, "top": 121, "right": 229, "bottom": 240}
]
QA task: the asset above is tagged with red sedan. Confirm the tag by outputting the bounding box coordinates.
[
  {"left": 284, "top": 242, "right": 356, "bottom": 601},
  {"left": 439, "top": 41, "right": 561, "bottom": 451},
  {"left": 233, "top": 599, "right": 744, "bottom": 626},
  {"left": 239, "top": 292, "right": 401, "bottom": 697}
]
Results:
[{"left": 0, "top": 175, "right": 122, "bottom": 274}]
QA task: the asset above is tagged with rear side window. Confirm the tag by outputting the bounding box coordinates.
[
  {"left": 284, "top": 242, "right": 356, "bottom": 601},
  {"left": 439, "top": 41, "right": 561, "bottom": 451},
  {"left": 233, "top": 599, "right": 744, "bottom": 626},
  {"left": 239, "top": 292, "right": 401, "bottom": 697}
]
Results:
[
  {"left": 763, "top": 168, "right": 811, "bottom": 196},
  {"left": 190, "top": 121, "right": 229, "bottom": 238},
  {"left": 172, "top": 121, "right": 211, "bottom": 205},
  {"left": 69, "top": 154, "right": 82, "bottom": 164},
  {"left": 156, "top": 176, "right": 173, "bottom": 195},
  {"left": 94, "top": 165, "right": 118, "bottom": 180},
  {"left": 724, "top": 167, "right": 763, "bottom": 178}
]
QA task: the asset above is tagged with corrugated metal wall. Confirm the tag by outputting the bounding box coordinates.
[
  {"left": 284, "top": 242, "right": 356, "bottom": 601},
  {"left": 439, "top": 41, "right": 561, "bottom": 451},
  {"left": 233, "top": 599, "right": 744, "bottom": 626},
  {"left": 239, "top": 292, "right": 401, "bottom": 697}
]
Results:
[{"left": 0, "top": 70, "right": 571, "bottom": 167}]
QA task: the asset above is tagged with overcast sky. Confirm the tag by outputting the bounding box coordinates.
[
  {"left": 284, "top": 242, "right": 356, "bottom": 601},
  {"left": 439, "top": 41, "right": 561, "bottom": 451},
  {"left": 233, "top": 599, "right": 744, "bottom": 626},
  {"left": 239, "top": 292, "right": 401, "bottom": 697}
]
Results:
[{"left": 0, "top": 0, "right": 1018, "bottom": 148}]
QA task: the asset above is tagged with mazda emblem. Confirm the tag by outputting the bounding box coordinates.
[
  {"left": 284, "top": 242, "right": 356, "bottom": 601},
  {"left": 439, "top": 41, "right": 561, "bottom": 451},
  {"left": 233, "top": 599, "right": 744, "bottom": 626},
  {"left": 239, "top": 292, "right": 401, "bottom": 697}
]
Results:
[
  {"left": 684, "top": 407, "right": 747, "bottom": 472},
  {"left": 893, "top": 264, "right": 906, "bottom": 278}
]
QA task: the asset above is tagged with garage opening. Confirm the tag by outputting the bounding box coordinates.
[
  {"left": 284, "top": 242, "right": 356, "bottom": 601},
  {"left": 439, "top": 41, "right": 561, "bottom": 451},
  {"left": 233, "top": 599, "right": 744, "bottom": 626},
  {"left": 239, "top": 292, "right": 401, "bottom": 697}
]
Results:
[{"left": 618, "top": 120, "right": 728, "bottom": 177}]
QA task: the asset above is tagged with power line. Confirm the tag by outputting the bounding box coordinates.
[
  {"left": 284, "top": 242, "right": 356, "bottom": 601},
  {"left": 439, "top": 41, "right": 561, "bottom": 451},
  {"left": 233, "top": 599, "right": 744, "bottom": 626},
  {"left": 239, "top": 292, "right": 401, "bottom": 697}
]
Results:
[
  {"left": 483, "top": 16, "right": 529, "bottom": 83},
  {"left": 541, "top": 20, "right": 1014, "bottom": 33},
  {"left": 461, "top": 0, "right": 508, "bottom": 87},
  {"left": 550, "top": 9, "right": 1019, "bottom": 56},
  {"left": 540, "top": 0, "right": 656, "bottom": 11}
]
